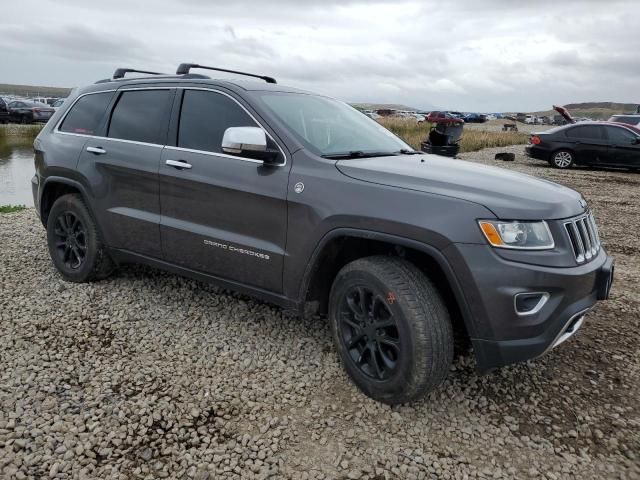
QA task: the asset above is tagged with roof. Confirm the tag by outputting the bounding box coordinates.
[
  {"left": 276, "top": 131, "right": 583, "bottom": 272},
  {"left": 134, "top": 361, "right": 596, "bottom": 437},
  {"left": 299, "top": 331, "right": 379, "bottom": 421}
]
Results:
[
  {"left": 87, "top": 75, "right": 309, "bottom": 96},
  {"left": 550, "top": 121, "right": 640, "bottom": 134}
]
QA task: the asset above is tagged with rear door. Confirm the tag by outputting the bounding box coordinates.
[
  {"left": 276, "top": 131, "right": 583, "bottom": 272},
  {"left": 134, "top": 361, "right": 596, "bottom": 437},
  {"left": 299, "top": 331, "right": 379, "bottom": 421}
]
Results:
[
  {"left": 76, "top": 88, "right": 174, "bottom": 258},
  {"left": 158, "top": 87, "right": 290, "bottom": 292},
  {"left": 603, "top": 125, "right": 640, "bottom": 168},
  {"left": 564, "top": 125, "right": 607, "bottom": 165}
]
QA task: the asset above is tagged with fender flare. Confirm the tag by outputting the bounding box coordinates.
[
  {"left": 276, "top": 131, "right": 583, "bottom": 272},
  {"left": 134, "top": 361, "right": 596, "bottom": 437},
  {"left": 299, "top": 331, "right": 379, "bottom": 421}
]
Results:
[
  {"left": 39, "top": 177, "right": 99, "bottom": 228},
  {"left": 297, "top": 228, "right": 476, "bottom": 337}
]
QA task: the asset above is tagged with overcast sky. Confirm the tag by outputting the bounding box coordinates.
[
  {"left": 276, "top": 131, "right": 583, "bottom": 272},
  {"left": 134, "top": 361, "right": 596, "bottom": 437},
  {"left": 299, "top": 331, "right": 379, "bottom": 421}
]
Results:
[{"left": 1, "top": 0, "right": 638, "bottom": 111}]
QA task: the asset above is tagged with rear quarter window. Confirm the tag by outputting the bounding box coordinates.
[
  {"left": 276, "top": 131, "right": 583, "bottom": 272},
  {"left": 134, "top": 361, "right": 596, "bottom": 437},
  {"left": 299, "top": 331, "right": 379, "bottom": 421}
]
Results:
[
  {"left": 59, "top": 92, "right": 114, "bottom": 135},
  {"left": 565, "top": 125, "right": 603, "bottom": 139},
  {"left": 107, "top": 89, "right": 173, "bottom": 144}
]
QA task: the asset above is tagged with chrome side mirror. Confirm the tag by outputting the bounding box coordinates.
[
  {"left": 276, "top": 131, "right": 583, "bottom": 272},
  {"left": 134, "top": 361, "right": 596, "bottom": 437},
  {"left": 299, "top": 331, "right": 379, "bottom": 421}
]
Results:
[
  {"left": 222, "top": 126, "right": 267, "bottom": 154},
  {"left": 221, "top": 126, "right": 281, "bottom": 163}
]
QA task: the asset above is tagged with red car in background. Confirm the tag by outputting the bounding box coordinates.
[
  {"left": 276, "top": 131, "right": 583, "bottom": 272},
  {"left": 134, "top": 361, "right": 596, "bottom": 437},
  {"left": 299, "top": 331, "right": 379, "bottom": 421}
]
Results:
[{"left": 424, "top": 111, "right": 464, "bottom": 125}]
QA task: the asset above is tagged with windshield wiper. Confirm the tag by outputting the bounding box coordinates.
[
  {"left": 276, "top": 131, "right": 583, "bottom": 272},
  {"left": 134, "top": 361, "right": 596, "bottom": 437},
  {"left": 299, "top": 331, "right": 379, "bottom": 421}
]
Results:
[
  {"left": 321, "top": 150, "right": 399, "bottom": 159},
  {"left": 395, "top": 149, "right": 422, "bottom": 155}
]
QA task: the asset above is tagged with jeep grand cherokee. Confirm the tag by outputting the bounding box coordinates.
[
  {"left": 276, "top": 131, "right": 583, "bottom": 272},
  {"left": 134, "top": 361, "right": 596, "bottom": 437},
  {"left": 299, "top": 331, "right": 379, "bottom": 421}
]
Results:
[{"left": 31, "top": 64, "right": 614, "bottom": 404}]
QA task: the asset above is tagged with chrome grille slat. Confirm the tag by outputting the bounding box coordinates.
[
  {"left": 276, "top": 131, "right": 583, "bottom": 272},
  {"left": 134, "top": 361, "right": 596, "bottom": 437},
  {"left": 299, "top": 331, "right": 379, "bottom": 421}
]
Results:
[
  {"left": 578, "top": 219, "right": 592, "bottom": 260},
  {"left": 564, "top": 212, "right": 601, "bottom": 264}
]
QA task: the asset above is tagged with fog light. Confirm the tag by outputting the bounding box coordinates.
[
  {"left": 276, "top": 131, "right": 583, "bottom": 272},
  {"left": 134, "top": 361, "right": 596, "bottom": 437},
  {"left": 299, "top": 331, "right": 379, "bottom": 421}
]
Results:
[{"left": 514, "top": 292, "right": 549, "bottom": 316}]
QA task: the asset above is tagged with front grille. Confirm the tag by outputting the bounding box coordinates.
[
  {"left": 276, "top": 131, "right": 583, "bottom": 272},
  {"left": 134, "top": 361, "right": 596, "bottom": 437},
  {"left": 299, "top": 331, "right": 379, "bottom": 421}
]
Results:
[{"left": 564, "top": 212, "right": 601, "bottom": 264}]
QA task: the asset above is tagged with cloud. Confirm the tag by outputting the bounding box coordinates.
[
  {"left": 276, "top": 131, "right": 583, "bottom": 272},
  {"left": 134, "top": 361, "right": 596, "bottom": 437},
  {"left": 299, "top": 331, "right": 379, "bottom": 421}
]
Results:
[
  {"left": 0, "top": 0, "right": 638, "bottom": 111},
  {"left": 0, "top": 25, "right": 152, "bottom": 63}
]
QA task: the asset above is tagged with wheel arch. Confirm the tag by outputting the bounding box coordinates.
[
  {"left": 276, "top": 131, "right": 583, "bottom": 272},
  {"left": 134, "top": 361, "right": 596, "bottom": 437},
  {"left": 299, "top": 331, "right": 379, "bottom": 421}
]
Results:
[
  {"left": 39, "top": 177, "right": 94, "bottom": 227},
  {"left": 299, "top": 228, "right": 475, "bottom": 343}
]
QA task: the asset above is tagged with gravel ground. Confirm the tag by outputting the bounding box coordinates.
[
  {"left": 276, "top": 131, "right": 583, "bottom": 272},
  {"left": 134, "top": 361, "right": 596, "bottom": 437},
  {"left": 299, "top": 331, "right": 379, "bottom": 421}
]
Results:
[{"left": 1, "top": 147, "right": 639, "bottom": 479}]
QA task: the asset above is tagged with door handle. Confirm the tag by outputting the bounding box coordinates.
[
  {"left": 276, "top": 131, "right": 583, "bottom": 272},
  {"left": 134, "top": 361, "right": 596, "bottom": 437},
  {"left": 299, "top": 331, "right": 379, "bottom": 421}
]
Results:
[
  {"left": 166, "top": 159, "right": 192, "bottom": 169},
  {"left": 86, "top": 146, "right": 106, "bottom": 155}
]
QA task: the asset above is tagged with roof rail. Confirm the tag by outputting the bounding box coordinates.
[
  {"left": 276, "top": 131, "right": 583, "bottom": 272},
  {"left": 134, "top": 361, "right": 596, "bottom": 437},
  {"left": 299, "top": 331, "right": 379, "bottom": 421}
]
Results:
[
  {"left": 176, "top": 63, "right": 276, "bottom": 84},
  {"left": 113, "top": 68, "right": 164, "bottom": 80}
]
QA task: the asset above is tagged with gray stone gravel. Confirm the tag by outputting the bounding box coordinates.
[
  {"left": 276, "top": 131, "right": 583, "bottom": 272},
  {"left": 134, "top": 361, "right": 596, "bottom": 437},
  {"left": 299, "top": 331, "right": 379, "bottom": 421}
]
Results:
[{"left": 1, "top": 147, "right": 639, "bottom": 479}]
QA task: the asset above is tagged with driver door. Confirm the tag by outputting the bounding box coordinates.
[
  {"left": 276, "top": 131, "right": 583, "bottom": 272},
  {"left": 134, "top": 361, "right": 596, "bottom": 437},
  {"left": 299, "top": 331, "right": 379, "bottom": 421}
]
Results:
[
  {"left": 603, "top": 125, "right": 640, "bottom": 168},
  {"left": 159, "top": 88, "right": 290, "bottom": 292}
]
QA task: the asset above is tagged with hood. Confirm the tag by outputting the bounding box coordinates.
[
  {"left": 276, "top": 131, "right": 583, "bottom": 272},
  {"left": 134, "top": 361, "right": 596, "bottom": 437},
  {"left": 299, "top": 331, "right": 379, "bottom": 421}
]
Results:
[
  {"left": 336, "top": 154, "right": 586, "bottom": 220},
  {"left": 553, "top": 105, "right": 576, "bottom": 124}
]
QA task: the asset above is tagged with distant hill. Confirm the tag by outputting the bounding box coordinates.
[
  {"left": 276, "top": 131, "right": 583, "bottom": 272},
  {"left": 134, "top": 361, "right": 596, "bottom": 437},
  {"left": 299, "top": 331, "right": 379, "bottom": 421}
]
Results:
[
  {"left": 0, "top": 83, "right": 73, "bottom": 98},
  {"left": 351, "top": 103, "right": 424, "bottom": 112},
  {"left": 531, "top": 102, "right": 639, "bottom": 120}
]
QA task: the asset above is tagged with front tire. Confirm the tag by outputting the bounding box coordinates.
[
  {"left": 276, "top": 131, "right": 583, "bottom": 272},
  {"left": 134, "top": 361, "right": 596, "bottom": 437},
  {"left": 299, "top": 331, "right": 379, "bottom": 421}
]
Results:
[
  {"left": 551, "top": 149, "right": 574, "bottom": 169},
  {"left": 46, "top": 194, "right": 115, "bottom": 282},
  {"left": 329, "top": 256, "right": 453, "bottom": 404}
]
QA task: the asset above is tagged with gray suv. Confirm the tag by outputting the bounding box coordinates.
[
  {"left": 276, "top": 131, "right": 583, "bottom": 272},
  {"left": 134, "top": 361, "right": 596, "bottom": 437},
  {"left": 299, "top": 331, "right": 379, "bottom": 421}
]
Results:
[{"left": 32, "top": 64, "right": 614, "bottom": 404}]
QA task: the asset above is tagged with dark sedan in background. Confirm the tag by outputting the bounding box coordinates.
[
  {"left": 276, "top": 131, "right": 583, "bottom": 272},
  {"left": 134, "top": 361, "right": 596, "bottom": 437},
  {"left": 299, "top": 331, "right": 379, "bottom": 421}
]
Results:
[
  {"left": 7, "top": 100, "right": 55, "bottom": 124},
  {"left": 526, "top": 122, "right": 640, "bottom": 170},
  {"left": 0, "top": 97, "right": 9, "bottom": 123}
]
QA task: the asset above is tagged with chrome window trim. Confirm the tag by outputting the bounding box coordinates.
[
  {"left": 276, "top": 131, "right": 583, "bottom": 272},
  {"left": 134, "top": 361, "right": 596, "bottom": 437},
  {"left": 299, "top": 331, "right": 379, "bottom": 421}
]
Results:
[
  {"left": 164, "top": 145, "right": 263, "bottom": 165},
  {"left": 54, "top": 89, "right": 117, "bottom": 133},
  {"left": 175, "top": 87, "right": 287, "bottom": 167},
  {"left": 53, "top": 86, "right": 288, "bottom": 167}
]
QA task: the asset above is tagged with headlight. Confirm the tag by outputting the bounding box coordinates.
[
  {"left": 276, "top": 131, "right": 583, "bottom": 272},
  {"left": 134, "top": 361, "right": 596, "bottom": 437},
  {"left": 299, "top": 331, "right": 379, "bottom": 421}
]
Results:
[{"left": 478, "top": 220, "right": 554, "bottom": 250}]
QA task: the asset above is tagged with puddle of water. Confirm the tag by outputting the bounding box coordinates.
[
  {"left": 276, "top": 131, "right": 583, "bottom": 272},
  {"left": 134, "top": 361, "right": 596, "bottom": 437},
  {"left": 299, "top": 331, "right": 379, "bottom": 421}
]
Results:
[{"left": 0, "top": 140, "right": 35, "bottom": 206}]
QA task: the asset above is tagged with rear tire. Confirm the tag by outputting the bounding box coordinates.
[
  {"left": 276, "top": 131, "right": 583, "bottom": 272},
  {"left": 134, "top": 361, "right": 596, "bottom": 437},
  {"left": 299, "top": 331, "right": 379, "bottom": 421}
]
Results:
[
  {"left": 329, "top": 256, "right": 453, "bottom": 404},
  {"left": 46, "top": 194, "right": 115, "bottom": 282},
  {"left": 551, "top": 149, "right": 574, "bottom": 169}
]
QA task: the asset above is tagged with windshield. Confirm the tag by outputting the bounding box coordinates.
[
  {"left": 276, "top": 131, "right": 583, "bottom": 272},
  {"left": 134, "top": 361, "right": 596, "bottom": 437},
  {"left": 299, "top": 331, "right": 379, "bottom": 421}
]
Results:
[{"left": 256, "top": 92, "right": 412, "bottom": 157}]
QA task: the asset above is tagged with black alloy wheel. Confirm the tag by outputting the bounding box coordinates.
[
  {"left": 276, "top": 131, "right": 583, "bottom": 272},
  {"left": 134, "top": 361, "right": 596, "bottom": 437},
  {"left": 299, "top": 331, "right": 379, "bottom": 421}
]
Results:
[
  {"left": 46, "top": 193, "right": 115, "bottom": 282},
  {"left": 52, "top": 211, "right": 87, "bottom": 270},
  {"left": 329, "top": 256, "right": 454, "bottom": 404},
  {"left": 338, "top": 285, "right": 401, "bottom": 380}
]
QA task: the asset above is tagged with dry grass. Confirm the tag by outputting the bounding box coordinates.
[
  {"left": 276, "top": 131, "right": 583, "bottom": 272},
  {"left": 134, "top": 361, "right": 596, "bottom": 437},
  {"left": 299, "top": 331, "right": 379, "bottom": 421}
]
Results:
[
  {"left": 0, "top": 123, "right": 43, "bottom": 141},
  {"left": 378, "top": 118, "right": 529, "bottom": 153}
]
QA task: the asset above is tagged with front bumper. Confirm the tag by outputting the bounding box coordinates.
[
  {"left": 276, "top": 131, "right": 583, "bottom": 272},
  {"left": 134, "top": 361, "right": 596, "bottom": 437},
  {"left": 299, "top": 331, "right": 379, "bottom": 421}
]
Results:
[{"left": 444, "top": 243, "right": 614, "bottom": 371}]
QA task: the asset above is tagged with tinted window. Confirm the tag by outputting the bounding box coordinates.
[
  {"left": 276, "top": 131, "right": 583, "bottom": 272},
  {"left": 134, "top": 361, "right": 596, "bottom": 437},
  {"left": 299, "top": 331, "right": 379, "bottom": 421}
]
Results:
[
  {"left": 565, "top": 125, "right": 603, "bottom": 139},
  {"left": 108, "top": 90, "right": 172, "bottom": 144},
  {"left": 605, "top": 126, "right": 638, "bottom": 144},
  {"left": 60, "top": 92, "right": 113, "bottom": 135},
  {"left": 178, "top": 90, "right": 258, "bottom": 153},
  {"left": 609, "top": 116, "right": 640, "bottom": 126}
]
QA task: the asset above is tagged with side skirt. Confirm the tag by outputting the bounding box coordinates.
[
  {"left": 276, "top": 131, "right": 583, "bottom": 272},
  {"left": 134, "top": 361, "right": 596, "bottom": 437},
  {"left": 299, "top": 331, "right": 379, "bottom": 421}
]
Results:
[{"left": 107, "top": 248, "right": 299, "bottom": 312}]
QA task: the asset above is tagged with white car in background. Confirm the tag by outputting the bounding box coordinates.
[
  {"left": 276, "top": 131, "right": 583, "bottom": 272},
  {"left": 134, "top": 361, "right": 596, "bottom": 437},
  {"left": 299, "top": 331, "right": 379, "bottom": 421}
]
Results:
[{"left": 51, "top": 98, "right": 67, "bottom": 111}]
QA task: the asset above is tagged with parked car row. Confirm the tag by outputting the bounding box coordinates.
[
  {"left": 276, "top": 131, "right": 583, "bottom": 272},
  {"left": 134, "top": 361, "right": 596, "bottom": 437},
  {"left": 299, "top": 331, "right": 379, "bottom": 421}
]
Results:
[
  {"left": 362, "top": 109, "right": 493, "bottom": 124},
  {"left": 0, "top": 95, "right": 64, "bottom": 124}
]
